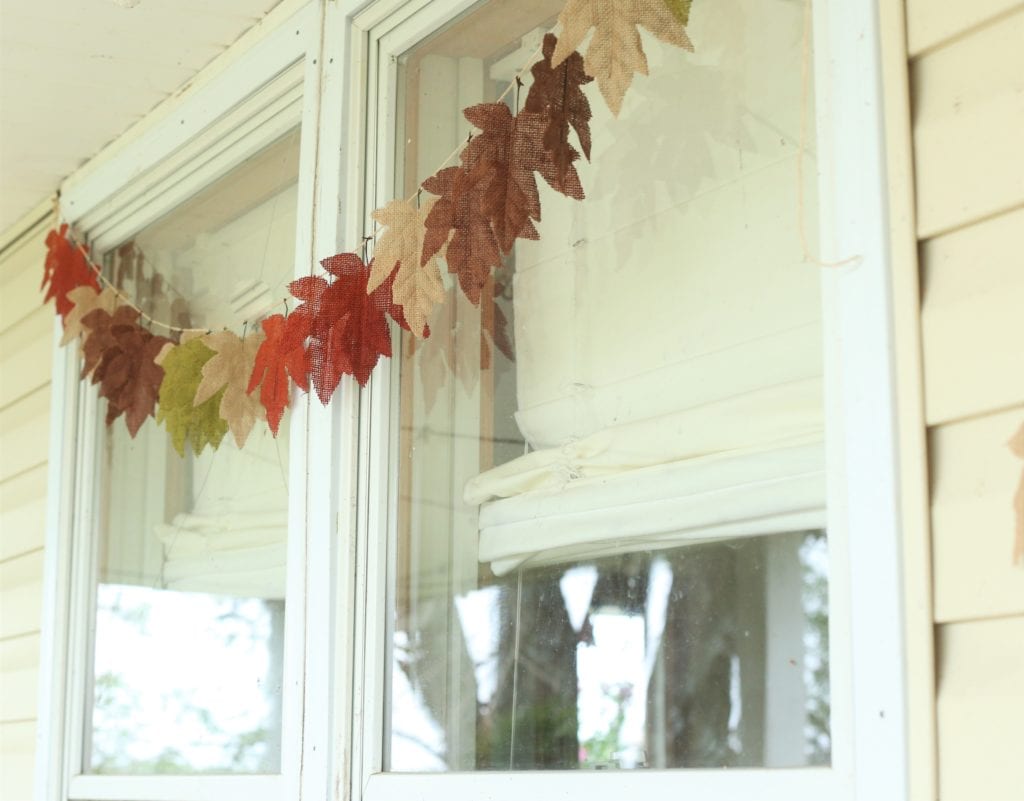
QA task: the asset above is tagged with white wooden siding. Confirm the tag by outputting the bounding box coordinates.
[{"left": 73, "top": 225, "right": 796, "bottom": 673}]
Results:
[
  {"left": 0, "top": 209, "right": 53, "bottom": 801},
  {"left": 906, "top": 0, "right": 1024, "bottom": 56},
  {"left": 930, "top": 408, "right": 1024, "bottom": 623},
  {"left": 921, "top": 207, "right": 1024, "bottom": 426},
  {"left": 910, "top": 7, "right": 1024, "bottom": 239},
  {"left": 908, "top": 0, "right": 1024, "bottom": 795},
  {"left": 936, "top": 616, "right": 1024, "bottom": 801}
]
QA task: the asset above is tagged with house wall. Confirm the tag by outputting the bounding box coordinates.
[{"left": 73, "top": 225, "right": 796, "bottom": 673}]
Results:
[
  {"left": 906, "top": 0, "right": 1024, "bottom": 798},
  {"left": 0, "top": 203, "right": 55, "bottom": 801}
]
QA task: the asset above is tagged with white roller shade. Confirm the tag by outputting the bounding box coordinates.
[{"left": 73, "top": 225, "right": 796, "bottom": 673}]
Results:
[{"left": 466, "top": 5, "right": 823, "bottom": 571}]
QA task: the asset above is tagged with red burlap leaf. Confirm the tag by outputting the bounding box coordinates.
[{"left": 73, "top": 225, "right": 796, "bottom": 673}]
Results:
[
  {"left": 525, "top": 33, "right": 595, "bottom": 184},
  {"left": 421, "top": 164, "right": 503, "bottom": 306},
  {"left": 42, "top": 225, "right": 100, "bottom": 318},
  {"left": 247, "top": 313, "right": 312, "bottom": 436},
  {"left": 292, "top": 253, "right": 409, "bottom": 399},
  {"left": 89, "top": 316, "right": 173, "bottom": 437}
]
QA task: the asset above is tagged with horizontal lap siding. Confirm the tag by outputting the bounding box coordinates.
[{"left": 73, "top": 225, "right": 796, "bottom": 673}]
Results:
[
  {"left": 909, "top": 1, "right": 1024, "bottom": 797},
  {"left": 0, "top": 211, "right": 53, "bottom": 801}
]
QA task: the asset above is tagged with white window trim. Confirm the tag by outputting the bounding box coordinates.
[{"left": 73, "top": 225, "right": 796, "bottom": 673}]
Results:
[
  {"left": 35, "top": 3, "right": 343, "bottom": 800},
  {"left": 338, "top": 0, "right": 909, "bottom": 799}
]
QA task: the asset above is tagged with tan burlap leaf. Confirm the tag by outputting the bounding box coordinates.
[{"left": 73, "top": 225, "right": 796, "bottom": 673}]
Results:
[
  {"left": 194, "top": 330, "right": 267, "bottom": 449},
  {"left": 1010, "top": 423, "right": 1024, "bottom": 564},
  {"left": 61, "top": 286, "right": 120, "bottom": 346},
  {"left": 553, "top": 0, "right": 693, "bottom": 115},
  {"left": 370, "top": 198, "right": 446, "bottom": 338}
]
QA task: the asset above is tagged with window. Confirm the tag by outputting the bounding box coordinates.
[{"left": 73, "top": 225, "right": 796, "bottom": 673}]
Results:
[
  {"left": 345, "top": 0, "right": 907, "bottom": 799},
  {"left": 39, "top": 5, "right": 332, "bottom": 800}
]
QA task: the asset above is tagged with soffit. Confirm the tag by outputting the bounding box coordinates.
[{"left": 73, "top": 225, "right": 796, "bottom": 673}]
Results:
[{"left": 0, "top": 0, "right": 285, "bottom": 235}]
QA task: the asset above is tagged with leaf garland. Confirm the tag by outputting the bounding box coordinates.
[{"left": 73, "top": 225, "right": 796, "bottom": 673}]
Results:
[
  {"left": 369, "top": 198, "right": 445, "bottom": 338},
  {"left": 42, "top": 0, "right": 700, "bottom": 451},
  {"left": 248, "top": 314, "right": 311, "bottom": 436},
  {"left": 156, "top": 338, "right": 229, "bottom": 457},
  {"left": 42, "top": 224, "right": 100, "bottom": 318},
  {"left": 195, "top": 330, "right": 266, "bottom": 449},
  {"left": 85, "top": 310, "right": 174, "bottom": 437},
  {"left": 552, "top": 0, "right": 693, "bottom": 116}
]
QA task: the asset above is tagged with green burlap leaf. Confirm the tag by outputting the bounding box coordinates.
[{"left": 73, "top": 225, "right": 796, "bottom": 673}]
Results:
[
  {"left": 156, "top": 338, "right": 229, "bottom": 457},
  {"left": 664, "top": 0, "right": 693, "bottom": 25}
]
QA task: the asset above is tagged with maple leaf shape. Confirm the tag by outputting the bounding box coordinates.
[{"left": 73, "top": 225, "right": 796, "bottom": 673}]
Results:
[
  {"left": 421, "top": 164, "right": 502, "bottom": 306},
  {"left": 156, "top": 338, "right": 229, "bottom": 457},
  {"left": 466, "top": 103, "right": 585, "bottom": 221},
  {"left": 525, "top": 33, "right": 595, "bottom": 185},
  {"left": 292, "top": 253, "right": 408, "bottom": 399},
  {"left": 80, "top": 305, "right": 143, "bottom": 378},
  {"left": 370, "top": 198, "right": 445, "bottom": 338},
  {"left": 194, "top": 330, "right": 267, "bottom": 449},
  {"left": 1010, "top": 423, "right": 1024, "bottom": 564},
  {"left": 41, "top": 225, "right": 100, "bottom": 318},
  {"left": 61, "top": 286, "right": 120, "bottom": 346},
  {"left": 247, "top": 314, "right": 311, "bottom": 436},
  {"left": 89, "top": 317, "right": 173, "bottom": 437},
  {"left": 553, "top": 0, "right": 693, "bottom": 116}
]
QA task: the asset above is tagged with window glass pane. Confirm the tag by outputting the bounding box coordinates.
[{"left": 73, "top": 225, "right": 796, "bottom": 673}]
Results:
[
  {"left": 385, "top": 0, "right": 828, "bottom": 773},
  {"left": 86, "top": 129, "right": 300, "bottom": 775}
]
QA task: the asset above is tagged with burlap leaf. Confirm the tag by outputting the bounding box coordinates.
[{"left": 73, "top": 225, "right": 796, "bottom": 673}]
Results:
[
  {"left": 370, "top": 198, "right": 445, "bottom": 338},
  {"left": 421, "top": 164, "right": 503, "bottom": 306},
  {"left": 80, "top": 305, "right": 142, "bottom": 378},
  {"left": 664, "top": 0, "right": 693, "bottom": 25},
  {"left": 156, "top": 338, "right": 228, "bottom": 457},
  {"left": 525, "top": 32, "right": 594, "bottom": 185},
  {"left": 553, "top": 0, "right": 693, "bottom": 116},
  {"left": 1010, "top": 422, "right": 1024, "bottom": 565},
  {"left": 292, "top": 252, "right": 412, "bottom": 398},
  {"left": 480, "top": 278, "right": 515, "bottom": 371},
  {"left": 42, "top": 224, "right": 100, "bottom": 318},
  {"left": 194, "top": 330, "right": 267, "bottom": 449},
  {"left": 61, "top": 286, "right": 120, "bottom": 346},
  {"left": 90, "top": 317, "right": 173, "bottom": 438},
  {"left": 247, "top": 313, "right": 311, "bottom": 436}
]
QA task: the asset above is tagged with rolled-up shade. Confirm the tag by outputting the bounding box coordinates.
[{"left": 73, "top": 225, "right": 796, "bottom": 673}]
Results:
[
  {"left": 156, "top": 511, "right": 287, "bottom": 599},
  {"left": 470, "top": 379, "right": 824, "bottom": 575}
]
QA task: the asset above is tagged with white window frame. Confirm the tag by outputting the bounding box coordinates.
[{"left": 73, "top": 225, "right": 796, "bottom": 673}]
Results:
[
  {"left": 35, "top": 3, "right": 344, "bottom": 800},
  {"left": 338, "top": 0, "right": 909, "bottom": 800}
]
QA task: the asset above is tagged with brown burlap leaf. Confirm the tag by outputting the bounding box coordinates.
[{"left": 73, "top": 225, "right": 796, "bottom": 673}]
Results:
[
  {"left": 80, "top": 305, "right": 142, "bottom": 378},
  {"left": 194, "top": 330, "right": 267, "bottom": 449},
  {"left": 421, "top": 163, "right": 502, "bottom": 306},
  {"left": 370, "top": 198, "right": 446, "bottom": 338},
  {"left": 90, "top": 318, "right": 173, "bottom": 437},
  {"left": 553, "top": 0, "right": 693, "bottom": 116},
  {"left": 61, "top": 286, "right": 120, "bottom": 346}
]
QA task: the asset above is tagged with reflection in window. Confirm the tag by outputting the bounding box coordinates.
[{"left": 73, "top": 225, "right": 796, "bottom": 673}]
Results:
[{"left": 85, "top": 130, "right": 300, "bottom": 775}]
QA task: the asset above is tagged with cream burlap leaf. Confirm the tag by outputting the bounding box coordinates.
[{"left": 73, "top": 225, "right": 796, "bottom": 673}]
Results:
[
  {"left": 553, "top": 0, "right": 693, "bottom": 116},
  {"left": 370, "top": 198, "right": 445, "bottom": 338},
  {"left": 194, "top": 330, "right": 267, "bottom": 449}
]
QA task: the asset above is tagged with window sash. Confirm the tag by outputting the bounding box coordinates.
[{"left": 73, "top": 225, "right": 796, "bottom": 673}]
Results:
[{"left": 344, "top": 0, "right": 908, "bottom": 798}]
